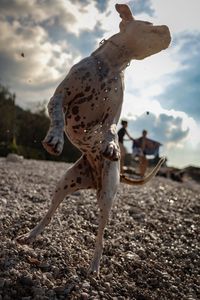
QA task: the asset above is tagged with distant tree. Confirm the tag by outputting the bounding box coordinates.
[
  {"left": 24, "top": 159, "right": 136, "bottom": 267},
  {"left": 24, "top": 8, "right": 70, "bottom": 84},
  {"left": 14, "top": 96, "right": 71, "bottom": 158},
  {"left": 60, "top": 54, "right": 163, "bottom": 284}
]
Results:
[
  {"left": 0, "top": 83, "right": 81, "bottom": 162},
  {"left": 0, "top": 85, "right": 16, "bottom": 146}
]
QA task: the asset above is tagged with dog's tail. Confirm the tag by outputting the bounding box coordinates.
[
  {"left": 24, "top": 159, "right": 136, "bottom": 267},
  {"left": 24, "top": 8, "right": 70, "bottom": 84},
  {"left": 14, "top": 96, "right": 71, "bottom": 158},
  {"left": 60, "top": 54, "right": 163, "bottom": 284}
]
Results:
[{"left": 120, "top": 156, "right": 165, "bottom": 185}]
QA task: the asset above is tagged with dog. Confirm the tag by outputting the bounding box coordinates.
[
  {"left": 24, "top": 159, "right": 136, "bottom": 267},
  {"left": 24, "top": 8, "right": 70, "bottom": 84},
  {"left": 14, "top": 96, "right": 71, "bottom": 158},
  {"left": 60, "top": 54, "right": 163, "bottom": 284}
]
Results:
[{"left": 17, "top": 4, "right": 171, "bottom": 276}]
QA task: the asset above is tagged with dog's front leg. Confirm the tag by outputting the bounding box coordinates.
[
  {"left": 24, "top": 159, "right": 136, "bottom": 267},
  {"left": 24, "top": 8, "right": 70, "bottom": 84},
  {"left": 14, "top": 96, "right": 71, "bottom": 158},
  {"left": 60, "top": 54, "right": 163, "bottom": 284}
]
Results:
[
  {"left": 88, "top": 160, "right": 120, "bottom": 277},
  {"left": 102, "top": 124, "right": 120, "bottom": 161},
  {"left": 42, "top": 94, "right": 65, "bottom": 155}
]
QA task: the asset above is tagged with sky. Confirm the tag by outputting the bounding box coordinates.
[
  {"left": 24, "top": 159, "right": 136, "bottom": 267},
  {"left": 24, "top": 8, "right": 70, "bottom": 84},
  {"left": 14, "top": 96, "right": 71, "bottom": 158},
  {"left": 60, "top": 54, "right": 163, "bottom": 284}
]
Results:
[{"left": 0, "top": 0, "right": 200, "bottom": 168}]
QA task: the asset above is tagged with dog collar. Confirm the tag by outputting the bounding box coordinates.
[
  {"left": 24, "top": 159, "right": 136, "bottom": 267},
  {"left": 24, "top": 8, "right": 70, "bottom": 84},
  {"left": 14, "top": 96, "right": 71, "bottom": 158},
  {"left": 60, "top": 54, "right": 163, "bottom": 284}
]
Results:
[{"left": 99, "top": 39, "right": 131, "bottom": 68}]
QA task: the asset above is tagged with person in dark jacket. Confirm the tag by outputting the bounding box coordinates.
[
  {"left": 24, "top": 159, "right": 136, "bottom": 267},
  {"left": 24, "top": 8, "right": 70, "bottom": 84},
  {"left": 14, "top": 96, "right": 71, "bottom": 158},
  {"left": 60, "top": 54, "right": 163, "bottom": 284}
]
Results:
[{"left": 117, "top": 120, "right": 134, "bottom": 173}]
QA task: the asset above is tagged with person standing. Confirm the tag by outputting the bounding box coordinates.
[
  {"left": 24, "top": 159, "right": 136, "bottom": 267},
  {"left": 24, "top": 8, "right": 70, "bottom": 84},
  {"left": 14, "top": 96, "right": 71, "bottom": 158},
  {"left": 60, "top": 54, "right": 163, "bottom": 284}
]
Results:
[
  {"left": 117, "top": 120, "right": 134, "bottom": 174},
  {"left": 139, "top": 129, "right": 148, "bottom": 177},
  {"left": 133, "top": 129, "right": 162, "bottom": 177}
]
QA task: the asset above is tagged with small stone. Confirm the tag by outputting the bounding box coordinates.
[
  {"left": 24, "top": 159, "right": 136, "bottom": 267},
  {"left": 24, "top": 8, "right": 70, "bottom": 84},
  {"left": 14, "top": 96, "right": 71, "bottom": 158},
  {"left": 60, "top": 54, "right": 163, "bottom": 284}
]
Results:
[
  {"left": 38, "top": 262, "right": 51, "bottom": 271},
  {"left": 81, "top": 292, "right": 89, "bottom": 300},
  {"left": 18, "top": 275, "right": 34, "bottom": 286},
  {"left": 46, "top": 290, "right": 55, "bottom": 298},
  {"left": 170, "top": 285, "right": 179, "bottom": 293},
  {"left": 3, "top": 296, "right": 11, "bottom": 300},
  {"left": 137, "top": 248, "right": 146, "bottom": 259},
  {"left": 32, "top": 287, "right": 45, "bottom": 297},
  {"left": 54, "top": 286, "right": 65, "bottom": 295},
  {"left": 126, "top": 252, "right": 140, "bottom": 261},
  {"left": 0, "top": 198, "right": 7, "bottom": 205},
  {"left": 82, "top": 281, "right": 90, "bottom": 289},
  {"left": 0, "top": 278, "right": 5, "bottom": 288},
  {"left": 104, "top": 282, "right": 111, "bottom": 292}
]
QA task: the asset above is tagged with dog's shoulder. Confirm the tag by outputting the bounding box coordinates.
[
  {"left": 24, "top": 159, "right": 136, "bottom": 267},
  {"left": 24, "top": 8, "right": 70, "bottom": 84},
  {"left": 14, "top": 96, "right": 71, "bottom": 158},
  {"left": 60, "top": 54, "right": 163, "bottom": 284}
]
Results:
[{"left": 69, "top": 56, "right": 96, "bottom": 76}]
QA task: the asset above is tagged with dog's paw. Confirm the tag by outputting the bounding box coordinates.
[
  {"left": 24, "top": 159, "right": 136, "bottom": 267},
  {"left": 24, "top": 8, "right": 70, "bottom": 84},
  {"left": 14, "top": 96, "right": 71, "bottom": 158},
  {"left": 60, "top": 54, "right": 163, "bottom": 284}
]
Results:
[
  {"left": 102, "top": 141, "right": 120, "bottom": 161},
  {"left": 87, "top": 262, "right": 100, "bottom": 278},
  {"left": 16, "top": 233, "right": 34, "bottom": 245},
  {"left": 42, "top": 128, "right": 64, "bottom": 156}
]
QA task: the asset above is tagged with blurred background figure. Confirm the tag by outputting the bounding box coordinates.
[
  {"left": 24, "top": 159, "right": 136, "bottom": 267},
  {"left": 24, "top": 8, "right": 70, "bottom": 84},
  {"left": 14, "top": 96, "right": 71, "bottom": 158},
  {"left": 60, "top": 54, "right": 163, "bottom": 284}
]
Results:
[
  {"left": 133, "top": 130, "right": 162, "bottom": 177},
  {"left": 117, "top": 120, "right": 134, "bottom": 174}
]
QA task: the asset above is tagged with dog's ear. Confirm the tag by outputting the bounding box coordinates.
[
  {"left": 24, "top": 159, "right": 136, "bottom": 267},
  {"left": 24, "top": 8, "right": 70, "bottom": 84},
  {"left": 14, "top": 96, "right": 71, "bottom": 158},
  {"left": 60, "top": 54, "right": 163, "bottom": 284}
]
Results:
[
  {"left": 115, "top": 4, "right": 134, "bottom": 32},
  {"left": 115, "top": 4, "right": 134, "bottom": 21}
]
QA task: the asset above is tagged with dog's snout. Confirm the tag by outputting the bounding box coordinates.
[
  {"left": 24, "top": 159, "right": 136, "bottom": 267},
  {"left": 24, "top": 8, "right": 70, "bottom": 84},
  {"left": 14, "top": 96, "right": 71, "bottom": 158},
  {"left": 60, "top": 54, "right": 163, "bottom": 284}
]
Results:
[
  {"left": 152, "top": 25, "right": 169, "bottom": 34},
  {"left": 161, "top": 25, "right": 170, "bottom": 36},
  {"left": 152, "top": 25, "right": 171, "bottom": 47}
]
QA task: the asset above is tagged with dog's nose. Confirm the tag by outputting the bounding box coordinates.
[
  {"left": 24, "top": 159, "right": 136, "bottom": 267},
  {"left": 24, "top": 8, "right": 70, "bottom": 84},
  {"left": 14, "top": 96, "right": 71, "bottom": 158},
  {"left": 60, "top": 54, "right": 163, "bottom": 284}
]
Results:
[
  {"left": 152, "top": 25, "right": 171, "bottom": 47},
  {"left": 162, "top": 25, "right": 171, "bottom": 47}
]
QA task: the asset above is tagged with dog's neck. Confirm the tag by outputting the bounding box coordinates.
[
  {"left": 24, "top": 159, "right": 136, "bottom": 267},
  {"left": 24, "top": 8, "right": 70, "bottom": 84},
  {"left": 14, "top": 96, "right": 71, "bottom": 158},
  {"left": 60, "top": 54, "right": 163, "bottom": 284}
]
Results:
[{"left": 92, "top": 33, "right": 132, "bottom": 72}]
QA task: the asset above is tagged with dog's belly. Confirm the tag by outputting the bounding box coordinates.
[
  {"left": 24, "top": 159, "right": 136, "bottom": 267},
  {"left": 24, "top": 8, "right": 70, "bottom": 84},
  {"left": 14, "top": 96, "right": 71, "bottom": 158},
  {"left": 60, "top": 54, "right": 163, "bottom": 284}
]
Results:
[{"left": 64, "top": 105, "right": 110, "bottom": 151}]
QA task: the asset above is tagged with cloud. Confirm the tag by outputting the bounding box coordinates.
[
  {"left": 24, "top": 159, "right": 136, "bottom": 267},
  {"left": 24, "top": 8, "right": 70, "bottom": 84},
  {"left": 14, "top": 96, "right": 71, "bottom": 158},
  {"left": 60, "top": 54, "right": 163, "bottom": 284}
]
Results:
[
  {"left": 158, "top": 33, "right": 200, "bottom": 121},
  {"left": 0, "top": 16, "right": 74, "bottom": 109},
  {"left": 122, "top": 112, "right": 189, "bottom": 145},
  {"left": 120, "top": 111, "right": 199, "bottom": 168},
  {"left": 64, "top": 24, "right": 105, "bottom": 57},
  {"left": 1, "top": 0, "right": 76, "bottom": 30},
  {"left": 0, "top": 21, "right": 72, "bottom": 82},
  {"left": 164, "top": 141, "right": 200, "bottom": 168},
  {"left": 0, "top": 0, "right": 114, "bottom": 109},
  {"left": 129, "top": 0, "right": 154, "bottom": 16},
  {"left": 0, "top": 0, "right": 109, "bottom": 100},
  {"left": 150, "top": 0, "right": 200, "bottom": 35}
]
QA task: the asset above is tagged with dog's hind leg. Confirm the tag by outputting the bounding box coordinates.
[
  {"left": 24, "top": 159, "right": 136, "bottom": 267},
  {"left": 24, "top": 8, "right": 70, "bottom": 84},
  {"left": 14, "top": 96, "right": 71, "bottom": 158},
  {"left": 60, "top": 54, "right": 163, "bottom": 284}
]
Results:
[
  {"left": 88, "top": 160, "right": 120, "bottom": 276},
  {"left": 16, "top": 156, "right": 95, "bottom": 244}
]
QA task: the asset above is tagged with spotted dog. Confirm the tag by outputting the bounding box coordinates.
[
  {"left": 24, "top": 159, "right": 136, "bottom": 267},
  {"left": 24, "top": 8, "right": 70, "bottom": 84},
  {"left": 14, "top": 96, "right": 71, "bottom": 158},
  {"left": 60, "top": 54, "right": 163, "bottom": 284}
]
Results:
[{"left": 17, "top": 4, "right": 171, "bottom": 276}]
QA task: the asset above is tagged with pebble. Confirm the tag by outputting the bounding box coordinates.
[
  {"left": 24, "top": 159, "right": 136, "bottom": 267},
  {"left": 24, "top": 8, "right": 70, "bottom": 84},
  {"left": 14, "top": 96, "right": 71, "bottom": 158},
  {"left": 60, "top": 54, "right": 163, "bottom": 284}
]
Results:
[
  {"left": 18, "top": 275, "right": 34, "bottom": 286},
  {"left": 0, "top": 278, "right": 5, "bottom": 288},
  {"left": 32, "top": 287, "right": 45, "bottom": 297},
  {"left": 81, "top": 292, "right": 89, "bottom": 300},
  {"left": 54, "top": 286, "right": 66, "bottom": 295},
  {"left": 0, "top": 198, "right": 7, "bottom": 205},
  {"left": 82, "top": 281, "right": 90, "bottom": 289},
  {"left": 104, "top": 281, "right": 111, "bottom": 292}
]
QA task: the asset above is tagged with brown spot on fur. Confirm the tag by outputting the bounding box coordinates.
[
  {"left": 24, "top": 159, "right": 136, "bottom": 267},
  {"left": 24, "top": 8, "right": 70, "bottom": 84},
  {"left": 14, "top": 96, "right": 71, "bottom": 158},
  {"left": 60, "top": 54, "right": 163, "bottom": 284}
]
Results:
[
  {"left": 85, "top": 86, "right": 91, "bottom": 92},
  {"left": 72, "top": 92, "right": 85, "bottom": 102},
  {"left": 101, "top": 83, "right": 106, "bottom": 89},
  {"left": 76, "top": 177, "right": 82, "bottom": 184},
  {"left": 72, "top": 106, "right": 79, "bottom": 115},
  {"left": 75, "top": 115, "right": 81, "bottom": 122}
]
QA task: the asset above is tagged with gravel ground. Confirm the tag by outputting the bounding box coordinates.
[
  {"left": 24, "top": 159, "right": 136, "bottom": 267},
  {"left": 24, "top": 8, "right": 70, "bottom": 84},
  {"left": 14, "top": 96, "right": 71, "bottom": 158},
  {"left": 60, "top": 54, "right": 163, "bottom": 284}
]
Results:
[{"left": 0, "top": 158, "right": 199, "bottom": 300}]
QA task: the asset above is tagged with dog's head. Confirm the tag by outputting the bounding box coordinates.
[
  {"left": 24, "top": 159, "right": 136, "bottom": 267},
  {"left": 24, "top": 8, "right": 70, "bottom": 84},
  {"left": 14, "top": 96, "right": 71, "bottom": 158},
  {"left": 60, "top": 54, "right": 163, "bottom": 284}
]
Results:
[{"left": 116, "top": 4, "right": 171, "bottom": 60}]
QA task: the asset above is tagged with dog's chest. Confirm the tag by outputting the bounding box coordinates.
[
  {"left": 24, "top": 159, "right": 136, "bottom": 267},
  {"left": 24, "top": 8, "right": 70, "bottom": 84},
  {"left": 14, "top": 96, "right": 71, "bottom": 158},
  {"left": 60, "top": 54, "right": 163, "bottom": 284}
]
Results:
[{"left": 65, "top": 60, "right": 123, "bottom": 136}]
